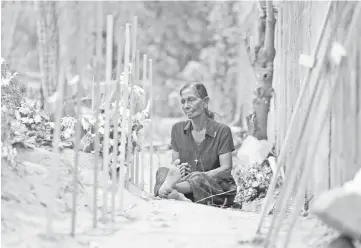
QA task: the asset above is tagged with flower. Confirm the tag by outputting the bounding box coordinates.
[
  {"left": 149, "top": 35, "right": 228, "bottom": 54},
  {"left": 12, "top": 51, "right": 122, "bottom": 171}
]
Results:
[
  {"left": 19, "top": 106, "right": 31, "bottom": 115},
  {"left": 62, "top": 128, "right": 73, "bottom": 139},
  {"left": 81, "top": 117, "right": 91, "bottom": 131},
  {"left": 131, "top": 132, "right": 138, "bottom": 143},
  {"left": 34, "top": 115, "right": 42, "bottom": 123},
  {"left": 48, "top": 122, "right": 55, "bottom": 129}
]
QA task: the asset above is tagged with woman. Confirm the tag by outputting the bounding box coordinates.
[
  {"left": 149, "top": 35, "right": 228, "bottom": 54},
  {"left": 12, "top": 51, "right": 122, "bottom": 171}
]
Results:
[{"left": 154, "top": 82, "right": 237, "bottom": 207}]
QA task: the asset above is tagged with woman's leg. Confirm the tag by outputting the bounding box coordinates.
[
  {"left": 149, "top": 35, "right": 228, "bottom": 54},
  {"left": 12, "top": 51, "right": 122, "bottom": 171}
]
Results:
[
  {"left": 185, "top": 172, "right": 236, "bottom": 206},
  {"left": 174, "top": 181, "right": 193, "bottom": 194}
]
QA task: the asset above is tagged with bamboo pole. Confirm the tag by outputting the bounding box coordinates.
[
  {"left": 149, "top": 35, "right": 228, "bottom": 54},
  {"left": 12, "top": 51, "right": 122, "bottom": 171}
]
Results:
[
  {"left": 101, "top": 14, "right": 114, "bottom": 222},
  {"left": 265, "top": 3, "right": 343, "bottom": 241},
  {"left": 71, "top": 5, "right": 85, "bottom": 236},
  {"left": 255, "top": 1, "right": 334, "bottom": 235},
  {"left": 111, "top": 25, "right": 124, "bottom": 223},
  {"left": 281, "top": 8, "right": 361, "bottom": 246},
  {"left": 92, "top": 76, "right": 95, "bottom": 111},
  {"left": 149, "top": 59, "right": 154, "bottom": 193},
  {"left": 135, "top": 150, "right": 140, "bottom": 186},
  {"left": 267, "top": 4, "right": 360, "bottom": 245},
  {"left": 126, "top": 16, "right": 138, "bottom": 188},
  {"left": 92, "top": 2, "right": 103, "bottom": 228},
  {"left": 118, "top": 24, "right": 131, "bottom": 211},
  {"left": 46, "top": 65, "right": 66, "bottom": 238},
  {"left": 349, "top": 42, "right": 357, "bottom": 177},
  {"left": 358, "top": 41, "right": 361, "bottom": 169},
  {"left": 140, "top": 54, "right": 147, "bottom": 191},
  {"left": 134, "top": 50, "right": 140, "bottom": 186},
  {"left": 267, "top": 72, "right": 326, "bottom": 246}
]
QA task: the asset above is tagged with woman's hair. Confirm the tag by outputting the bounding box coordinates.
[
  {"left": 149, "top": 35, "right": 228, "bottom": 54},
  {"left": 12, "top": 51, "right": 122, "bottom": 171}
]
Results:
[{"left": 180, "top": 82, "right": 215, "bottom": 120}]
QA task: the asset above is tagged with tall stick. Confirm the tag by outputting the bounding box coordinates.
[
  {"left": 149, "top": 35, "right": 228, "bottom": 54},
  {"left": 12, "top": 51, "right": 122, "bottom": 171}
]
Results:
[
  {"left": 101, "top": 14, "right": 114, "bottom": 222},
  {"left": 118, "top": 24, "right": 131, "bottom": 211},
  {"left": 46, "top": 65, "right": 66, "bottom": 238},
  {"left": 265, "top": 3, "right": 356, "bottom": 244},
  {"left": 134, "top": 50, "right": 140, "bottom": 186},
  {"left": 126, "top": 16, "right": 138, "bottom": 187},
  {"left": 92, "top": 1, "right": 103, "bottom": 228},
  {"left": 265, "top": 3, "right": 341, "bottom": 240},
  {"left": 255, "top": 1, "right": 334, "bottom": 235},
  {"left": 92, "top": 76, "right": 95, "bottom": 111},
  {"left": 149, "top": 59, "right": 154, "bottom": 193},
  {"left": 71, "top": 4, "right": 85, "bottom": 236},
  {"left": 140, "top": 54, "right": 147, "bottom": 191},
  {"left": 280, "top": 5, "right": 361, "bottom": 247},
  {"left": 131, "top": 17, "right": 138, "bottom": 63},
  {"left": 111, "top": 25, "right": 124, "bottom": 222}
]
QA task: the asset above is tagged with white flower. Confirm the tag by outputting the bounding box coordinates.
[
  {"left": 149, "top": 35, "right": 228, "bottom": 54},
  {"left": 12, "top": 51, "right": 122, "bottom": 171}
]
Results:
[
  {"left": 48, "top": 122, "right": 55, "bottom": 128},
  {"left": 81, "top": 117, "right": 90, "bottom": 131},
  {"left": 34, "top": 115, "right": 42, "bottom": 123},
  {"left": 133, "top": 112, "right": 143, "bottom": 122},
  {"left": 131, "top": 132, "right": 138, "bottom": 143},
  {"left": 1, "top": 71, "right": 18, "bottom": 87},
  {"left": 19, "top": 106, "right": 31, "bottom": 115},
  {"left": 98, "top": 114, "right": 105, "bottom": 126},
  {"left": 63, "top": 129, "right": 73, "bottom": 139},
  {"left": 2, "top": 77, "right": 10, "bottom": 87},
  {"left": 88, "top": 116, "right": 96, "bottom": 125},
  {"left": 21, "top": 117, "right": 29, "bottom": 123},
  {"left": 61, "top": 116, "right": 76, "bottom": 128},
  {"left": 132, "top": 84, "right": 144, "bottom": 95},
  {"left": 256, "top": 173, "right": 263, "bottom": 181},
  {"left": 14, "top": 110, "right": 21, "bottom": 120},
  {"left": 252, "top": 181, "right": 260, "bottom": 188}
]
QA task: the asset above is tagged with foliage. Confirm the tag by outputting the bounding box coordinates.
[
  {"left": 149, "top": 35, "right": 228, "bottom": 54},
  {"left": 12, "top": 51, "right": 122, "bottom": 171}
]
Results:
[
  {"left": 1, "top": 58, "right": 24, "bottom": 109},
  {"left": 1, "top": 2, "right": 249, "bottom": 121},
  {"left": 1, "top": 58, "right": 149, "bottom": 175},
  {"left": 79, "top": 97, "right": 149, "bottom": 167},
  {"left": 233, "top": 159, "right": 274, "bottom": 203},
  {"left": 201, "top": 1, "right": 243, "bottom": 121}
]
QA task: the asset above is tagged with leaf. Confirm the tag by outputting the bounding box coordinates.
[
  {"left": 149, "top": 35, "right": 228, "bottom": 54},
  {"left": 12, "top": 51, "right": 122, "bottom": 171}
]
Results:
[{"left": 14, "top": 110, "right": 21, "bottom": 120}]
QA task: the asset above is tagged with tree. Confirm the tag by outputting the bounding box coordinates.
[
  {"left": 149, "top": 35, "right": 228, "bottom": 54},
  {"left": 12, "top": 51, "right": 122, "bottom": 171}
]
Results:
[
  {"left": 36, "top": 1, "right": 60, "bottom": 106},
  {"left": 243, "top": 1, "right": 277, "bottom": 140}
]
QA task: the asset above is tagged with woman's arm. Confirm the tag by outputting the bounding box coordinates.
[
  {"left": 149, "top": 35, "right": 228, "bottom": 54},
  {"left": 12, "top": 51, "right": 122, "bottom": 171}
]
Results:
[
  {"left": 205, "top": 152, "right": 232, "bottom": 178},
  {"left": 205, "top": 125, "right": 235, "bottom": 178},
  {"left": 172, "top": 150, "right": 180, "bottom": 162}
]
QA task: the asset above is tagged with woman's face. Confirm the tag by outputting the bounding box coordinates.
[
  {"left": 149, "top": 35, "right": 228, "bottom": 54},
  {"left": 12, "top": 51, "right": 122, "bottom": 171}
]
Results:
[{"left": 180, "top": 87, "right": 207, "bottom": 119}]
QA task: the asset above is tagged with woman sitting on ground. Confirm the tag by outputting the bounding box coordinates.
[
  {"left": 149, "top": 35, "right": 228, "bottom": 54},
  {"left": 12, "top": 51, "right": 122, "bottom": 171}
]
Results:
[{"left": 154, "top": 82, "right": 237, "bottom": 207}]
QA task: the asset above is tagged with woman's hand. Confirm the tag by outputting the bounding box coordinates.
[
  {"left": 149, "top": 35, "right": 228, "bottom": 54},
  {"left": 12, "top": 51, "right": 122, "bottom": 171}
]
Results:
[{"left": 178, "top": 163, "right": 191, "bottom": 178}]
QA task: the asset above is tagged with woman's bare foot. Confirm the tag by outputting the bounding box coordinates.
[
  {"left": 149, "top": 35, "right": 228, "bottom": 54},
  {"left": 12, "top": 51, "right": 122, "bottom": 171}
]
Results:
[
  {"left": 158, "top": 159, "right": 182, "bottom": 198},
  {"left": 167, "top": 189, "right": 192, "bottom": 202},
  {"left": 158, "top": 186, "right": 173, "bottom": 198}
]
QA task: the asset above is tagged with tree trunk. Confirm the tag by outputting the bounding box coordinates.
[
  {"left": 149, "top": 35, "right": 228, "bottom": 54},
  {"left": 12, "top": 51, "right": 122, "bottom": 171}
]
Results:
[
  {"left": 36, "top": 1, "right": 60, "bottom": 106},
  {"left": 245, "top": 1, "right": 276, "bottom": 140}
]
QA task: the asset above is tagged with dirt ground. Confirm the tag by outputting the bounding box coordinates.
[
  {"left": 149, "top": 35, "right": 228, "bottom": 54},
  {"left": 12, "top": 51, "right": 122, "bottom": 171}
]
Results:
[{"left": 1, "top": 144, "right": 339, "bottom": 248}]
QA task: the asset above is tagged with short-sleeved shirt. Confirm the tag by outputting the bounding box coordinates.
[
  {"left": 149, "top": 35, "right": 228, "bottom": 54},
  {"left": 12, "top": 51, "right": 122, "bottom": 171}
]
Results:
[{"left": 170, "top": 118, "right": 235, "bottom": 172}]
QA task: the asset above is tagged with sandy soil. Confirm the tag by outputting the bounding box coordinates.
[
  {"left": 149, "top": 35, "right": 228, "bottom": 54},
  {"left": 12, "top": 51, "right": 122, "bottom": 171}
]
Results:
[{"left": 1, "top": 146, "right": 336, "bottom": 248}]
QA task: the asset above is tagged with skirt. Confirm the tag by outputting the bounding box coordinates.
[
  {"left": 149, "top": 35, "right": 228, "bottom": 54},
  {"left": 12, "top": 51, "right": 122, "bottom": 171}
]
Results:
[{"left": 154, "top": 167, "right": 238, "bottom": 207}]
